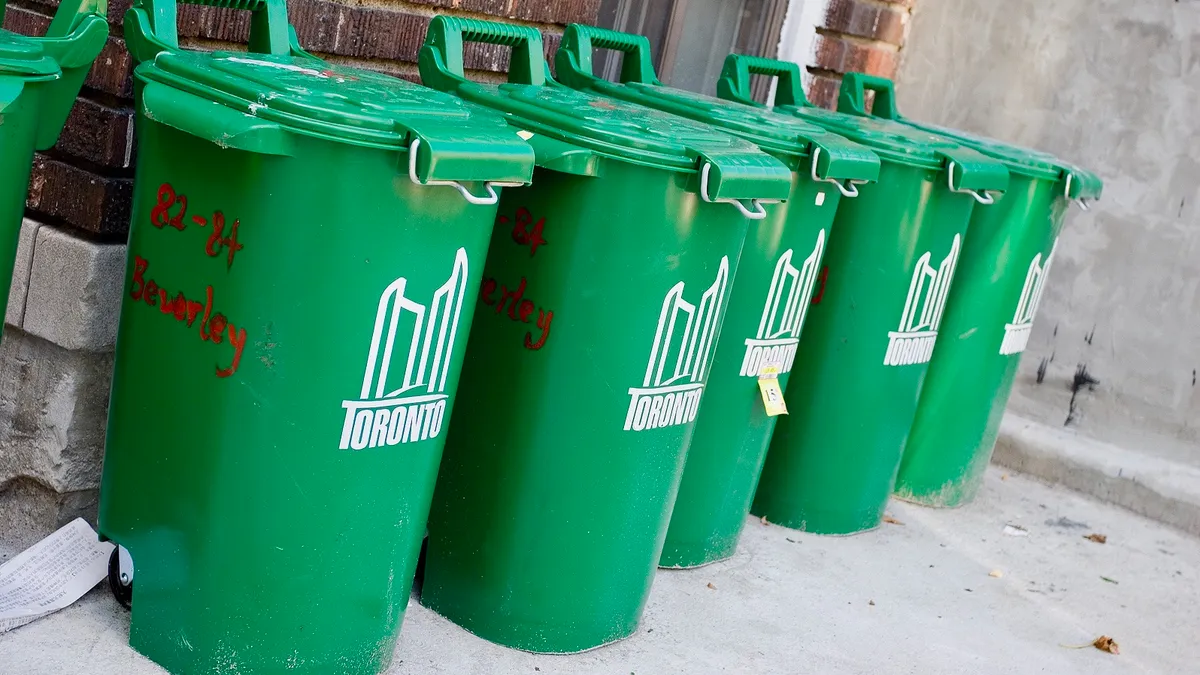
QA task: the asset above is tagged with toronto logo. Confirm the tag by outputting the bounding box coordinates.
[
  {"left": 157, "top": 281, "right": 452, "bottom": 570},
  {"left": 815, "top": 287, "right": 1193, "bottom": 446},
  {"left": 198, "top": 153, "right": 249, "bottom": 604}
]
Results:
[
  {"left": 339, "top": 248, "right": 469, "bottom": 450},
  {"left": 739, "top": 230, "right": 825, "bottom": 378},
  {"left": 1000, "top": 240, "right": 1056, "bottom": 356},
  {"left": 883, "top": 235, "right": 961, "bottom": 367},
  {"left": 624, "top": 257, "right": 730, "bottom": 432}
]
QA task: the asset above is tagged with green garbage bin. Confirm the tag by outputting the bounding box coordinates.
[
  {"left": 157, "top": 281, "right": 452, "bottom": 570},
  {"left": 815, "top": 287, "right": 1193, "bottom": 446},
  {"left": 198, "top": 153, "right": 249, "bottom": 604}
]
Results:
[
  {"left": 717, "top": 55, "right": 1009, "bottom": 535},
  {"left": 555, "top": 25, "right": 880, "bottom": 569},
  {"left": 837, "top": 73, "right": 1102, "bottom": 508},
  {"left": 416, "top": 17, "right": 792, "bottom": 653},
  {"left": 0, "top": 0, "right": 107, "bottom": 340},
  {"left": 96, "top": 0, "right": 534, "bottom": 672}
]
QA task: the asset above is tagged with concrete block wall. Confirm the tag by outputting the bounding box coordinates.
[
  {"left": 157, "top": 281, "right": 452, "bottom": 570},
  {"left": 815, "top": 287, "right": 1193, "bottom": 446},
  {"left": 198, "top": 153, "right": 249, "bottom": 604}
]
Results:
[
  {"left": 1, "top": 220, "right": 123, "bottom": 550},
  {"left": 894, "top": 0, "right": 1200, "bottom": 465}
]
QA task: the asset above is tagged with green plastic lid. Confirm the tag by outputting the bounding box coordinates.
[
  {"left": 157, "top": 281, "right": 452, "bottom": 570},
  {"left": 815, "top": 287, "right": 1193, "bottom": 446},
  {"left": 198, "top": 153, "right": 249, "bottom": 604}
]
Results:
[
  {"left": 0, "top": 30, "right": 60, "bottom": 79},
  {"left": 554, "top": 25, "right": 879, "bottom": 185},
  {"left": 456, "top": 82, "right": 776, "bottom": 172},
  {"left": 140, "top": 51, "right": 517, "bottom": 149},
  {"left": 900, "top": 122, "right": 1066, "bottom": 181},
  {"left": 417, "top": 17, "right": 793, "bottom": 204},
  {"left": 133, "top": 50, "right": 535, "bottom": 185},
  {"left": 782, "top": 104, "right": 964, "bottom": 171}
]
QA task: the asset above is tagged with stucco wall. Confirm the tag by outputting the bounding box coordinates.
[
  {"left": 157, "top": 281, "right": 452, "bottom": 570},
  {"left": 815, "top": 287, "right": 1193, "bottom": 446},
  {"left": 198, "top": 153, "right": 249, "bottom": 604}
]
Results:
[{"left": 896, "top": 0, "right": 1200, "bottom": 462}]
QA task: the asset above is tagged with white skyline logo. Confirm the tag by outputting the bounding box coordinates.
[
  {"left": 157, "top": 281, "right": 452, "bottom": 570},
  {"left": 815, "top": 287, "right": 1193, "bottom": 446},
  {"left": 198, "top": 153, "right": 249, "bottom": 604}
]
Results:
[
  {"left": 739, "top": 230, "right": 825, "bottom": 378},
  {"left": 624, "top": 257, "right": 730, "bottom": 432},
  {"left": 339, "top": 248, "right": 469, "bottom": 450},
  {"left": 1000, "top": 240, "right": 1057, "bottom": 356},
  {"left": 883, "top": 234, "right": 961, "bottom": 367}
]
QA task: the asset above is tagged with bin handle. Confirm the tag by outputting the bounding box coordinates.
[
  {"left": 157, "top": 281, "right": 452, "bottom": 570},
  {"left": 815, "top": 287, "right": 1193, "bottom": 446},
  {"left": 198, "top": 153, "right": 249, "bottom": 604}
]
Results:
[
  {"left": 700, "top": 163, "right": 770, "bottom": 220},
  {"left": 716, "top": 54, "right": 807, "bottom": 108},
  {"left": 556, "top": 24, "right": 661, "bottom": 86},
  {"left": 810, "top": 148, "right": 866, "bottom": 198},
  {"left": 837, "top": 72, "right": 901, "bottom": 120},
  {"left": 420, "top": 16, "right": 547, "bottom": 92},
  {"left": 947, "top": 161, "right": 996, "bottom": 205},
  {"left": 407, "top": 139, "right": 523, "bottom": 206},
  {"left": 124, "top": 0, "right": 303, "bottom": 64}
]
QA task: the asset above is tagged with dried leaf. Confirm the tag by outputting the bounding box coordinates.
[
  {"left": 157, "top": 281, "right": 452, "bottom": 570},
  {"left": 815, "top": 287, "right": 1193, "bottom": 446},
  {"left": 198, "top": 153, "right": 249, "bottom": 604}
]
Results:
[
  {"left": 760, "top": 515, "right": 769, "bottom": 526},
  {"left": 882, "top": 515, "right": 904, "bottom": 526},
  {"left": 1001, "top": 473, "right": 1009, "bottom": 481},
  {"left": 706, "top": 582, "right": 717, "bottom": 590},
  {"left": 1093, "top": 636, "right": 1120, "bottom": 654},
  {"left": 1003, "top": 524, "right": 1029, "bottom": 537},
  {"left": 1061, "top": 635, "right": 1120, "bottom": 655},
  {"left": 989, "top": 569, "right": 1004, "bottom": 578},
  {"left": 1084, "top": 533, "right": 1108, "bottom": 544}
]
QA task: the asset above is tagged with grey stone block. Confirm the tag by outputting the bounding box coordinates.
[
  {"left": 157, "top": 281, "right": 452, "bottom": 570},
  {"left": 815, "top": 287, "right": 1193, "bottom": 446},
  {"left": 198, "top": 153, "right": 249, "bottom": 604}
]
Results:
[
  {"left": 21, "top": 224, "right": 126, "bottom": 352},
  {"left": 0, "top": 326, "right": 113, "bottom": 497},
  {"left": 0, "top": 479, "right": 98, "bottom": 553},
  {"left": 5, "top": 218, "right": 43, "bottom": 328}
]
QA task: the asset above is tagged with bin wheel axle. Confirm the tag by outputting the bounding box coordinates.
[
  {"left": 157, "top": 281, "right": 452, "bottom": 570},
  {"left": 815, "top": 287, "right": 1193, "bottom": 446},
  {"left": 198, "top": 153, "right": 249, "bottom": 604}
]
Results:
[{"left": 107, "top": 546, "right": 133, "bottom": 610}]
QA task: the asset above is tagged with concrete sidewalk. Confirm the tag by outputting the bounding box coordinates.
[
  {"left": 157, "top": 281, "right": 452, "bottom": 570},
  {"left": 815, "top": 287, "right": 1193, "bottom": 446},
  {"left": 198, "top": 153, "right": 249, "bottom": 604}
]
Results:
[
  {"left": 1, "top": 467, "right": 1197, "bottom": 674},
  {"left": 995, "top": 413, "right": 1200, "bottom": 536}
]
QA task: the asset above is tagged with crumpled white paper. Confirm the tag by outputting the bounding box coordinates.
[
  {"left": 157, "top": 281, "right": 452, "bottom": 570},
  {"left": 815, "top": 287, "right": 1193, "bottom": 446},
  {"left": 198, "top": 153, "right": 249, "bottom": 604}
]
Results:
[{"left": 0, "top": 518, "right": 114, "bottom": 633}]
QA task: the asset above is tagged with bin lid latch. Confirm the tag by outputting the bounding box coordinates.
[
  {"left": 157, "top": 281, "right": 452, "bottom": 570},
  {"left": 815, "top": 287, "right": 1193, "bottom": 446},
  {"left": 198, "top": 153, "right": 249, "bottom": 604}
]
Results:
[{"left": 403, "top": 125, "right": 536, "bottom": 206}]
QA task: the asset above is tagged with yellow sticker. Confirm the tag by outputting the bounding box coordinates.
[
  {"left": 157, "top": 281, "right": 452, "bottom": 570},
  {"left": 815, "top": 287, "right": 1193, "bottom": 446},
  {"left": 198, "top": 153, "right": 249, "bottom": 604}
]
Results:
[{"left": 758, "top": 377, "right": 788, "bottom": 416}]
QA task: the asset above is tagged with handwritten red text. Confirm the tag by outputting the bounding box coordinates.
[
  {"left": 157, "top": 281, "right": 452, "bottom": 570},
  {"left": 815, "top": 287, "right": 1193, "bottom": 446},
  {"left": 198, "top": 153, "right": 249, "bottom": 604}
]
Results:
[
  {"left": 130, "top": 255, "right": 248, "bottom": 377},
  {"left": 480, "top": 276, "right": 553, "bottom": 350}
]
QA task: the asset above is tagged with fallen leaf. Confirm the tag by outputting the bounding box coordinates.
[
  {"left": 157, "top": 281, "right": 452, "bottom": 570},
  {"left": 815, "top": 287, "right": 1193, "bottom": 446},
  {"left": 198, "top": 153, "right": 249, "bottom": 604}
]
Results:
[
  {"left": 760, "top": 515, "right": 769, "bottom": 526},
  {"left": 1003, "top": 524, "right": 1029, "bottom": 537},
  {"left": 1100, "top": 576, "right": 1119, "bottom": 585},
  {"left": 882, "top": 515, "right": 904, "bottom": 526},
  {"left": 1093, "top": 636, "right": 1120, "bottom": 654},
  {"left": 1061, "top": 635, "right": 1120, "bottom": 655},
  {"left": 1085, "top": 533, "right": 1108, "bottom": 544},
  {"left": 1001, "top": 473, "right": 1009, "bottom": 481},
  {"left": 989, "top": 569, "right": 1004, "bottom": 578},
  {"left": 706, "top": 582, "right": 717, "bottom": 590},
  {"left": 868, "top": 600, "right": 875, "bottom": 606}
]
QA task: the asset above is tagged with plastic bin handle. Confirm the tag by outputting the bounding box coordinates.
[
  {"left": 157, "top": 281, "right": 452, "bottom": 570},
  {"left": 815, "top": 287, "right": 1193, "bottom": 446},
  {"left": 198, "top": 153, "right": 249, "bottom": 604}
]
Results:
[
  {"left": 123, "top": 0, "right": 298, "bottom": 64},
  {"left": 716, "top": 54, "right": 807, "bottom": 108},
  {"left": 936, "top": 147, "right": 1009, "bottom": 204},
  {"left": 21, "top": 0, "right": 110, "bottom": 149},
  {"left": 556, "top": 24, "right": 661, "bottom": 87},
  {"left": 837, "top": 72, "right": 901, "bottom": 120},
  {"left": 420, "top": 15, "right": 547, "bottom": 93}
]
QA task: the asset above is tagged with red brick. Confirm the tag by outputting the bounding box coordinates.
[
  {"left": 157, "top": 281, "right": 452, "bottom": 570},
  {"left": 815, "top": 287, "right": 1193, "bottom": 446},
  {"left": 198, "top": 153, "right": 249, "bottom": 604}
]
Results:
[
  {"left": 824, "top": 0, "right": 907, "bottom": 46},
  {"left": 401, "top": 0, "right": 600, "bottom": 25},
  {"left": 812, "top": 34, "right": 899, "bottom": 78},
  {"left": 1, "top": 4, "right": 51, "bottom": 35},
  {"left": 807, "top": 73, "right": 842, "bottom": 110},
  {"left": 55, "top": 98, "right": 136, "bottom": 169},
  {"left": 25, "top": 0, "right": 131, "bottom": 27},
  {"left": 87, "top": 37, "right": 135, "bottom": 99},
  {"left": 27, "top": 157, "right": 133, "bottom": 238}
]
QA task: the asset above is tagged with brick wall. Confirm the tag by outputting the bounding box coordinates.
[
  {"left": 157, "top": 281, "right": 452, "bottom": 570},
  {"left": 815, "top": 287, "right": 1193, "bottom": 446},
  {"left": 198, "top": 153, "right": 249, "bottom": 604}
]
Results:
[
  {"left": 804, "top": 0, "right": 914, "bottom": 109},
  {"left": 2, "top": 0, "right": 600, "bottom": 241}
]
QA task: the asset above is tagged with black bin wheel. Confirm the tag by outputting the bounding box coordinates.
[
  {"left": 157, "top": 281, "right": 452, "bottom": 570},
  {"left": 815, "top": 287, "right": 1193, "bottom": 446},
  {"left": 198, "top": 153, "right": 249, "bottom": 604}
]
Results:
[{"left": 108, "top": 547, "right": 133, "bottom": 610}]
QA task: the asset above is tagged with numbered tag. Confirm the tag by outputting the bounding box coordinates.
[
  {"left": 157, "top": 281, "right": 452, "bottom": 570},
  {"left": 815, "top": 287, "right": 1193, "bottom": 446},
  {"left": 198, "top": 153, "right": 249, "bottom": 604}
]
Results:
[{"left": 757, "top": 363, "right": 788, "bottom": 416}]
